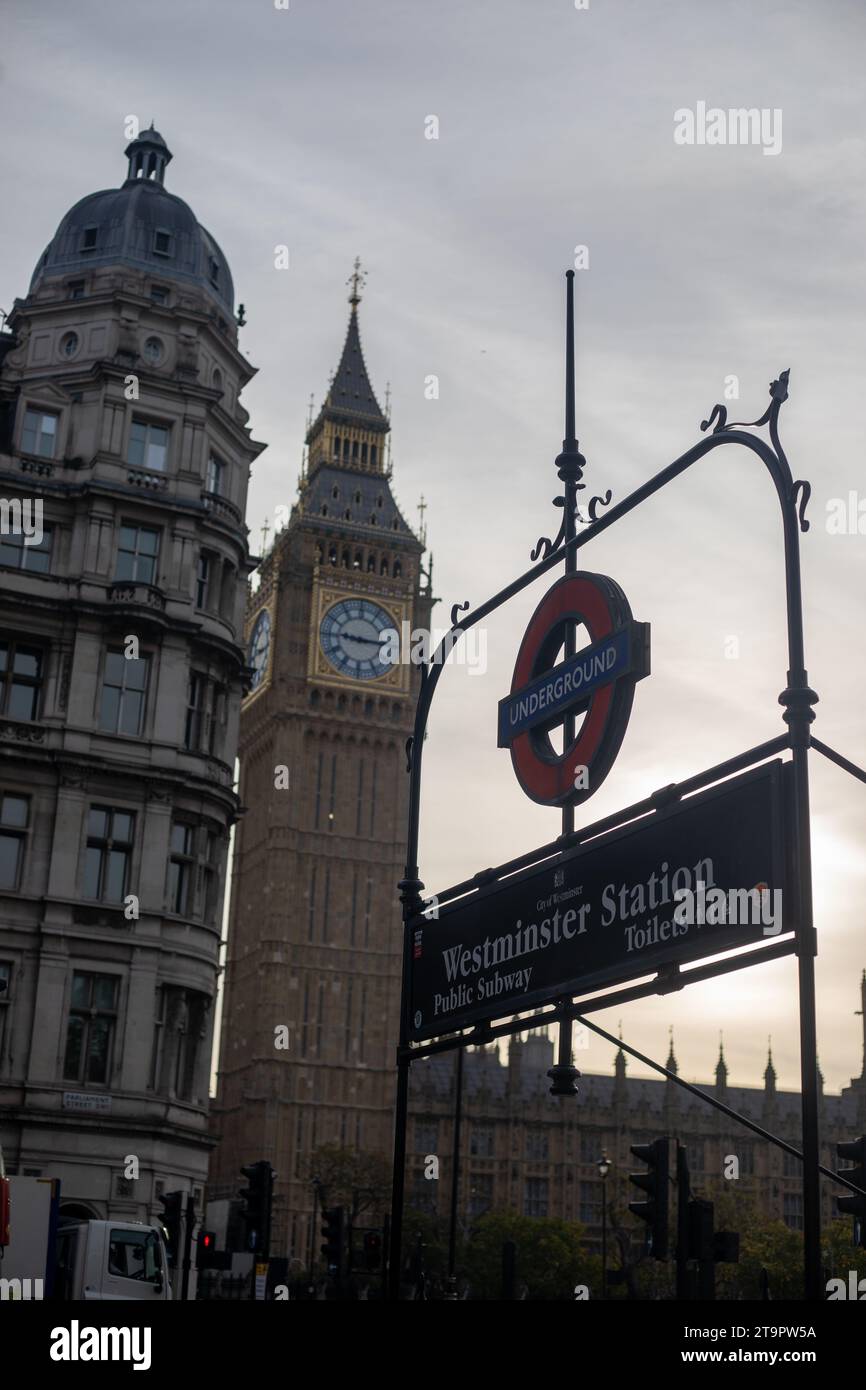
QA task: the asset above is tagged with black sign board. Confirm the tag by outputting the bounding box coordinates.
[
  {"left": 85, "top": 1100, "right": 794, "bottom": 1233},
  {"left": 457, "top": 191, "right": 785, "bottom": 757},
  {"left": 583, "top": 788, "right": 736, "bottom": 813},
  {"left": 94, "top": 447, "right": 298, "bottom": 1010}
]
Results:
[{"left": 409, "top": 761, "right": 791, "bottom": 1042}]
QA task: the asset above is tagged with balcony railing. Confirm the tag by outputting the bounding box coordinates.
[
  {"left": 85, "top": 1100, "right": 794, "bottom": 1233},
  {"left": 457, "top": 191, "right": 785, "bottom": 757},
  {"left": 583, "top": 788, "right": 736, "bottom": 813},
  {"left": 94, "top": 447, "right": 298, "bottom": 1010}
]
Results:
[
  {"left": 0, "top": 717, "right": 46, "bottom": 744},
  {"left": 127, "top": 467, "right": 168, "bottom": 491},
  {"left": 107, "top": 581, "right": 167, "bottom": 611},
  {"left": 18, "top": 455, "right": 54, "bottom": 477},
  {"left": 201, "top": 490, "right": 242, "bottom": 526}
]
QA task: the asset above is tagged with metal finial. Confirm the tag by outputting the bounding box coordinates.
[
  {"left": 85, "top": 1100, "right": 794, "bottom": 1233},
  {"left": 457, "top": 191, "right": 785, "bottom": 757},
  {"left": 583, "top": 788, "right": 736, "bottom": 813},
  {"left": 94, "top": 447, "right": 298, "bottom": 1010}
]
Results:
[
  {"left": 564, "top": 269, "right": 576, "bottom": 449},
  {"left": 347, "top": 256, "right": 366, "bottom": 307},
  {"left": 384, "top": 381, "right": 392, "bottom": 421}
]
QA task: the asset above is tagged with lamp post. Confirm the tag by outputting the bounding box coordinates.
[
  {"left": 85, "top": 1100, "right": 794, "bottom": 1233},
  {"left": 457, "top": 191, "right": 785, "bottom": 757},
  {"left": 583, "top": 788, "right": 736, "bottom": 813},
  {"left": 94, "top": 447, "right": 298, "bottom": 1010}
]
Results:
[{"left": 597, "top": 1151, "right": 611, "bottom": 1298}]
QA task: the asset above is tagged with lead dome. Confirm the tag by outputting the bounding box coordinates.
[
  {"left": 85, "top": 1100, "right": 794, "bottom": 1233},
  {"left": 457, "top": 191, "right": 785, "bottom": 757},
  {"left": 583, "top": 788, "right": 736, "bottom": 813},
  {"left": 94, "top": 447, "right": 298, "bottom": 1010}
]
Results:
[{"left": 28, "top": 125, "right": 234, "bottom": 314}]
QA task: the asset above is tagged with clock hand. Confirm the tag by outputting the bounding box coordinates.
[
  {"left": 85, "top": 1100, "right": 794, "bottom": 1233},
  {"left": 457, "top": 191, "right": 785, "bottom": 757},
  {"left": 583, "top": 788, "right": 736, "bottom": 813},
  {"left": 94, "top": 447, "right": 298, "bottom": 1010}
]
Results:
[{"left": 338, "top": 632, "right": 387, "bottom": 649}]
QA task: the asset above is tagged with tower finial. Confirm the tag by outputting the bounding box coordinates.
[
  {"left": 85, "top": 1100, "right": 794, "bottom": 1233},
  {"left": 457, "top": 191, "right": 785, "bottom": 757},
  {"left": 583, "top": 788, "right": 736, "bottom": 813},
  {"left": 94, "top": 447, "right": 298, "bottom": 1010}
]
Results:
[
  {"left": 347, "top": 256, "right": 366, "bottom": 308},
  {"left": 666, "top": 1026, "right": 677, "bottom": 1074}
]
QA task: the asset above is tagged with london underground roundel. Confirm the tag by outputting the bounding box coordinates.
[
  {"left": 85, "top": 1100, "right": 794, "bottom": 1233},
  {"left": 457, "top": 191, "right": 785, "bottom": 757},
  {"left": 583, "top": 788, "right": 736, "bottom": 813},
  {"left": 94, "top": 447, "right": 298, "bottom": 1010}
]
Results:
[{"left": 497, "top": 572, "right": 650, "bottom": 808}]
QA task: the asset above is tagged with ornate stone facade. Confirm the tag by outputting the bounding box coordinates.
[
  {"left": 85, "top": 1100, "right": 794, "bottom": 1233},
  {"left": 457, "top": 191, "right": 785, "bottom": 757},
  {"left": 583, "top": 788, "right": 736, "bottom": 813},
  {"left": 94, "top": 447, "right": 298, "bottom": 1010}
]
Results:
[
  {"left": 406, "top": 990, "right": 866, "bottom": 1246},
  {"left": 209, "top": 284, "right": 432, "bottom": 1261},
  {"left": 0, "top": 127, "right": 263, "bottom": 1220}
]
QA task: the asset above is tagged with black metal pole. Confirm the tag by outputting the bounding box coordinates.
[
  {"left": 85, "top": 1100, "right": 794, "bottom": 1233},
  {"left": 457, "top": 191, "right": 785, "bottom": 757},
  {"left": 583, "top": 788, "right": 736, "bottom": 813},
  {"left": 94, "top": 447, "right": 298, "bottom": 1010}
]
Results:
[
  {"left": 381, "top": 1213, "right": 390, "bottom": 1300},
  {"left": 181, "top": 1194, "right": 194, "bottom": 1302},
  {"left": 601, "top": 1179, "right": 607, "bottom": 1299},
  {"left": 445, "top": 1045, "right": 465, "bottom": 1298},
  {"left": 550, "top": 269, "right": 584, "bottom": 1095},
  {"left": 771, "top": 404, "right": 822, "bottom": 1302},
  {"left": 502, "top": 1239, "right": 517, "bottom": 1300},
  {"left": 387, "top": 1051, "right": 411, "bottom": 1300},
  {"left": 560, "top": 267, "right": 580, "bottom": 839},
  {"left": 676, "top": 1142, "right": 690, "bottom": 1301}
]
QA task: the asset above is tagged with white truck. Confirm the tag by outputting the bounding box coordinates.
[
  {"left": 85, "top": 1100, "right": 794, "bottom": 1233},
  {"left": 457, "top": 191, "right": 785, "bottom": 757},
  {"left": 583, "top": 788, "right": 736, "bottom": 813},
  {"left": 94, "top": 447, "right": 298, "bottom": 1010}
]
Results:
[{"left": 0, "top": 1175, "right": 171, "bottom": 1301}]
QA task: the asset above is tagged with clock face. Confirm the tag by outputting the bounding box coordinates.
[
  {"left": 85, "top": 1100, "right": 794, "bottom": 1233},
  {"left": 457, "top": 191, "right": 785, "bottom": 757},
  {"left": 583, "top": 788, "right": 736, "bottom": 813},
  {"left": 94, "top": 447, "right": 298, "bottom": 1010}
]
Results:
[
  {"left": 319, "top": 598, "right": 396, "bottom": 681},
  {"left": 248, "top": 608, "right": 271, "bottom": 691}
]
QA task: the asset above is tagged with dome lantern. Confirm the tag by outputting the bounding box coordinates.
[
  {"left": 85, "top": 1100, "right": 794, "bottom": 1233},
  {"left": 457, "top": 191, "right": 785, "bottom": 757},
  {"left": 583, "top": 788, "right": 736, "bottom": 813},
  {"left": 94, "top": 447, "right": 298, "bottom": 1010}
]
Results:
[{"left": 124, "top": 124, "right": 172, "bottom": 186}]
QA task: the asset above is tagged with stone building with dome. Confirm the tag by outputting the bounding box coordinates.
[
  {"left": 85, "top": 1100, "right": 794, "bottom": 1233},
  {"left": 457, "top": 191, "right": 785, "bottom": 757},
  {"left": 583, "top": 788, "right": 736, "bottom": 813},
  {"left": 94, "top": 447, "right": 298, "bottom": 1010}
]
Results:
[{"left": 0, "top": 127, "right": 263, "bottom": 1221}]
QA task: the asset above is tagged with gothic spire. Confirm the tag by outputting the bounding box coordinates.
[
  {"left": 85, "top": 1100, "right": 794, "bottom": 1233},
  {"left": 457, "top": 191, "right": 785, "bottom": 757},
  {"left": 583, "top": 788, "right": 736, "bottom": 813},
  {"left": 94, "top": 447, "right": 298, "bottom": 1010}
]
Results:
[
  {"left": 308, "top": 260, "right": 389, "bottom": 441},
  {"left": 666, "top": 1026, "right": 678, "bottom": 1075}
]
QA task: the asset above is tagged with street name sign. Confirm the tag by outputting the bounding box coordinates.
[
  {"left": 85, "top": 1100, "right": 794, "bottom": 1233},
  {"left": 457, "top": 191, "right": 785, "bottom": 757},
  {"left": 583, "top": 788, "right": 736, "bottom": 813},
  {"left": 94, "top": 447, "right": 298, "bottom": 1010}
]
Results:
[{"left": 409, "top": 761, "right": 791, "bottom": 1042}]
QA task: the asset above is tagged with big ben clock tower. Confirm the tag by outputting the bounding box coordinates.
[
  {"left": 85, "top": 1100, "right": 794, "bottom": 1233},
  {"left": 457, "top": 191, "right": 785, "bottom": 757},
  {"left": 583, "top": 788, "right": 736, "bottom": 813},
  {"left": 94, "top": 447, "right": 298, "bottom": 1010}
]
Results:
[{"left": 210, "top": 266, "right": 432, "bottom": 1261}]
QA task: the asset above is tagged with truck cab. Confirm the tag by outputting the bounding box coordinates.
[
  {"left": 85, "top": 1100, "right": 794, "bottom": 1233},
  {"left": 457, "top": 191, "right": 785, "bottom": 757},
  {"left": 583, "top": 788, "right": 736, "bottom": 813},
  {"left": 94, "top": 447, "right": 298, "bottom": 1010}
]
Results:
[{"left": 55, "top": 1220, "right": 172, "bottom": 1301}]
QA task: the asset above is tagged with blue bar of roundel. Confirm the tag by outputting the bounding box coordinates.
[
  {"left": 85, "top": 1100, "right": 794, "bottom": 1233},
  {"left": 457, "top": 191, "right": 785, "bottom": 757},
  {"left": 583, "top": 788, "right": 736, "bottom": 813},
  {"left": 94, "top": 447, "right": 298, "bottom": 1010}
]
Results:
[{"left": 498, "top": 626, "right": 631, "bottom": 746}]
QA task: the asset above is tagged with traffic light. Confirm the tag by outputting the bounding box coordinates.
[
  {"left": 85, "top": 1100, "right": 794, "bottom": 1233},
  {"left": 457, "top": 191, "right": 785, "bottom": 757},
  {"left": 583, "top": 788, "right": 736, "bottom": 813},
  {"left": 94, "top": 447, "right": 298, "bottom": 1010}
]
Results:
[
  {"left": 238, "top": 1161, "right": 275, "bottom": 1258},
  {"left": 362, "top": 1229, "right": 383, "bottom": 1272},
  {"left": 158, "top": 1189, "right": 184, "bottom": 1266},
  {"left": 196, "top": 1230, "right": 217, "bottom": 1270},
  {"left": 628, "top": 1136, "right": 669, "bottom": 1259},
  {"left": 836, "top": 1136, "right": 866, "bottom": 1248},
  {"left": 321, "top": 1206, "right": 345, "bottom": 1272},
  {"left": 688, "top": 1197, "right": 714, "bottom": 1262}
]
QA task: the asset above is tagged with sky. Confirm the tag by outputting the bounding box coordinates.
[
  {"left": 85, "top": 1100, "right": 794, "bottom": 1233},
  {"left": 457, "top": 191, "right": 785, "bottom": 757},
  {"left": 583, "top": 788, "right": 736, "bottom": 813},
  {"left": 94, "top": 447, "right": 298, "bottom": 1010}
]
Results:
[{"left": 2, "top": 0, "right": 865, "bottom": 1096}]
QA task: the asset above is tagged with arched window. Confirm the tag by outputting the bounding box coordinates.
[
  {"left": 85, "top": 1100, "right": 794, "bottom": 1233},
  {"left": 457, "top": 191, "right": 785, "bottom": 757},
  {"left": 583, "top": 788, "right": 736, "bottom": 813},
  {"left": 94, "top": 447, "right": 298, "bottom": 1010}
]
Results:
[
  {"left": 353, "top": 551, "right": 362, "bottom": 569},
  {"left": 394, "top": 560, "right": 402, "bottom": 578},
  {"left": 332, "top": 485, "right": 339, "bottom": 500},
  {"left": 321, "top": 504, "right": 328, "bottom": 517},
  {"left": 341, "top": 549, "right": 350, "bottom": 568},
  {"left": 328, "top": 546, "right": 337, "bottom": 565},
  {"left": 380, "top": 557, "right": 389, "bottom": 576},
  {"left": 366, "top": 554, "right": 376, "bottom": 573}
]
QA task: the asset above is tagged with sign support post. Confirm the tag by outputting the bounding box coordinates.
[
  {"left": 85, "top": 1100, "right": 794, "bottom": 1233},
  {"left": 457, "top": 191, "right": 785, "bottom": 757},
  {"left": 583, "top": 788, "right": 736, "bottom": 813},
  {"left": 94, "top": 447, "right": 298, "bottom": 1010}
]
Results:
[{"left": 388, "top": 272, "right": 827, "bottom": 1302}]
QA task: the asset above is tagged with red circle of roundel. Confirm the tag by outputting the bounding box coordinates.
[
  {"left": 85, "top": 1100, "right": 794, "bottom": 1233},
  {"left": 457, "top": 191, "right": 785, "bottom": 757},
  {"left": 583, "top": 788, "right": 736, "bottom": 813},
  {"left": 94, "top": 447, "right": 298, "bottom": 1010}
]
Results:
[{"left": 508, "top": 571, "right": 642, "bottom": 808}]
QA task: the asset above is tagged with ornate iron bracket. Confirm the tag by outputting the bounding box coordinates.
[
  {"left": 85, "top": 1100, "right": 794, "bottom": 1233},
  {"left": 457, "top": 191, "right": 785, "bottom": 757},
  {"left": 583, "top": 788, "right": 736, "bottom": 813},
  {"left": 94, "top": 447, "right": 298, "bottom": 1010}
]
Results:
[
  {"left": 586, "top": 489, "right": 613, "bottom": 523},
  {"left": 531, "top": 494, "right": 583, "bottom": 562},
  {"left": 702, "top": 370, "right": 791, "bottom": 436},
  {"left": 792, "top": 480, "right": 811, "bottom": 533}
]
